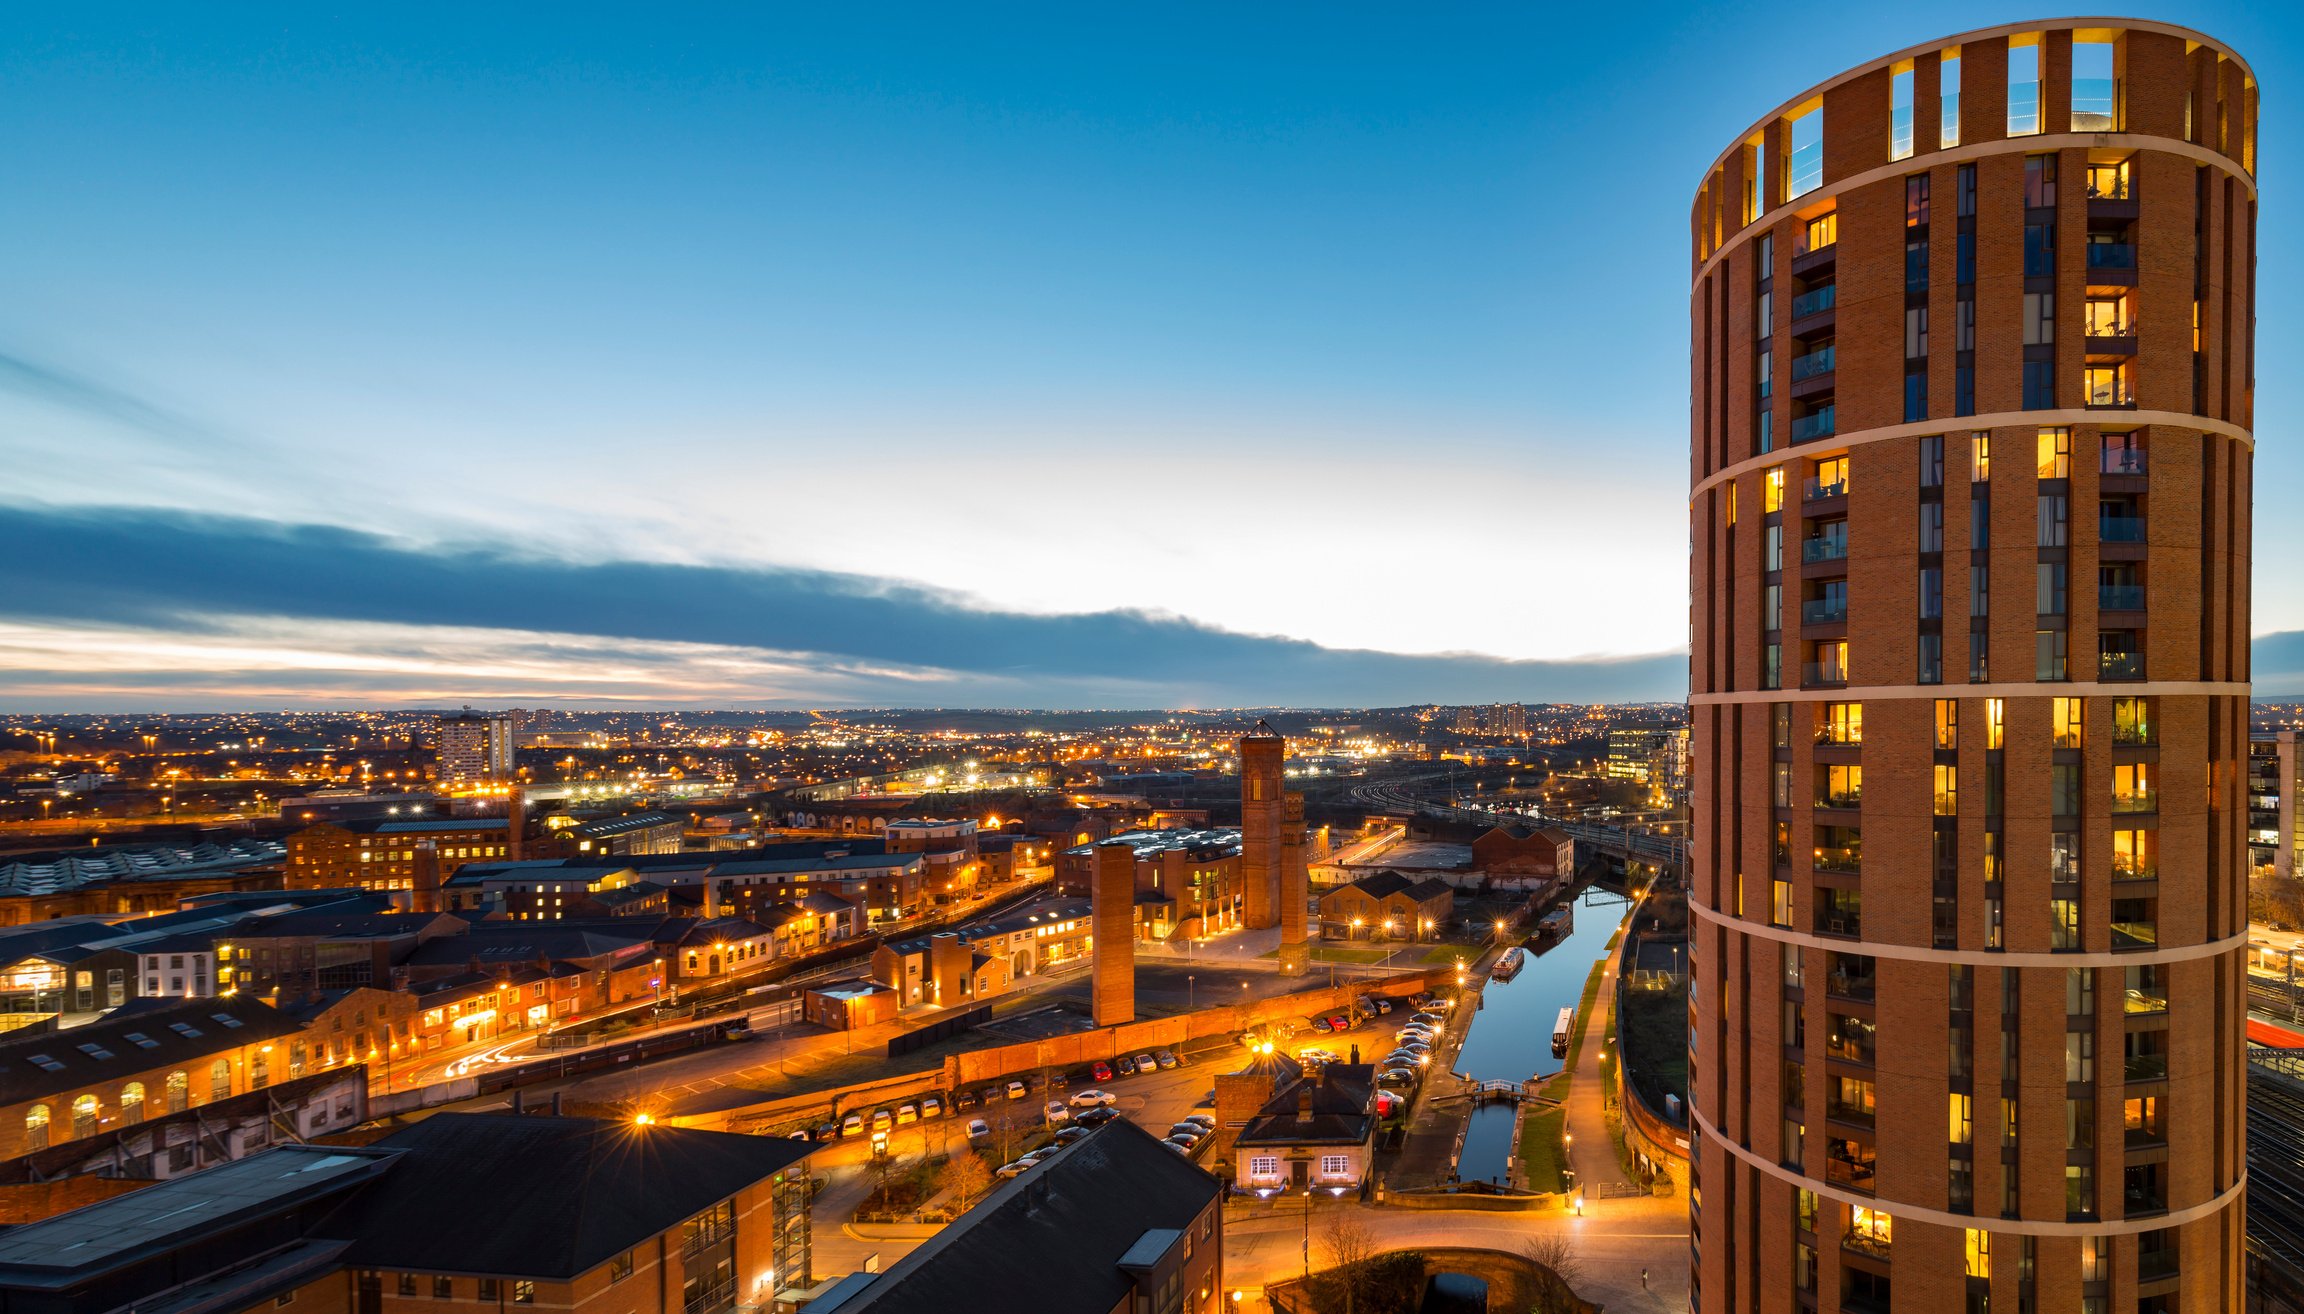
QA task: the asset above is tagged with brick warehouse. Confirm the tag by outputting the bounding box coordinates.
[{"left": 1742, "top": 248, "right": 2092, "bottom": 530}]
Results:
[{"left": 1687, "top": 20, "right": 2253, "bottom": 1314}]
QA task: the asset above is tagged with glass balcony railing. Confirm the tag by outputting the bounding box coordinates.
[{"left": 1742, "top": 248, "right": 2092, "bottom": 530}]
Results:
[
  {"left": 1804, "top": 474, "right": 1846, "bottom": 501},
  {"left": 2101, "top": 651, "right": 2146, "bottom": 681},
  {"left": 2086, "top": 242, "right": 2137, "bottom": 271},
  {"left": 2099, "top": 585, "right": 2145, "bottom": 610},
  {"left": 1803, "top": 663, "right": 1848, "bottom": 689},
  {"left": 1801, "top": 534, "right": 1848, "bottom": 563},
  {"left": 2111, "top": 855, "right": 2157, "bottom": 882},
  {"left": 2101, "top": 448, "right": 2147, "bottom": 475},
  {"left": 2111, "top": 920, "right": 2158, "bottom": 952},
  {"left": 2123, "top": 985, "right": 2168, "bottom": 1014},
  {"left": 2086, "top": 372, "right": 2135, "bottom": 407},
  {"left": 2072, "top": 80, "right": 2120, "bottom": 133},
  {"left": 1792, "top": 347, "right": 1836, "bottom": 382},
  {"left": 1802, "top": 597, "right": 1848, "bottom": 624},
  {"left": 2100, "top": 515, "right": 2147, "bottom": 542},
  {"left": 1814, "top": 845, "right": 1862, "bottom": 873},
  {"left": 1792, "top": 406, "right": 1836, "bottom": 442},
  {"left": 1791, "top": 284, "right": 1836, "bottom": 318},
  {"left": 2125, "top": 1052, "right": 2168, "bottom": 1082}
]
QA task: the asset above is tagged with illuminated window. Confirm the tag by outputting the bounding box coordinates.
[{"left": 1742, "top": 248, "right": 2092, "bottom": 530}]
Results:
[
  {"left": 1985, "top": 699, "right": 2004, "bottom": 750},
  {"left": 1971, "top": 433, "right": 1990, "bottom": 482},
  {"left": 2036, "top": 428, "right": 2070, "bottom": 479},
  {"left": 1799, "top": 211, "right": 1837, "bottom": 255},
  {"left": 1934, "top": 700, "right": 1957, "bottom": 749},
  {"left": 1820, "top": 702, "right": 1863, "bottom": 745},
  {"left": 1949, "top": 1092, "right": 1973, "bottom": 1145},
  {"left": 24, "top": 1105, "right": 48, "bottom": 1151},
  {"left": 2054, "top": 698, "right": 2084, "bottom": 748},
  {"left": 1934, "top": 765, "right": 1958, "bottom": 817},
  {"left": 1965, "top": 1227, "right": 1991, "bottom": 1277},
  {"left": 1765, "top": 467, "right": 1785, "bottom": 513},
  {"left": 1745, "top": 135, "right": 1768, "bottom": 224}
]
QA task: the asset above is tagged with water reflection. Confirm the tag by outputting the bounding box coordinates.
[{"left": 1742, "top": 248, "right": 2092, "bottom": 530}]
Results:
[{"left": 1451, "top": 887, "right": 1629, "bottom": 1181}]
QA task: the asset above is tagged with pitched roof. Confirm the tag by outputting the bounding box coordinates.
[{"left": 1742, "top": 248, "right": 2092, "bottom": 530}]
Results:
[
  {"left": 1235, "top": 1063, "right": 1378, "bottom": 1148},
  {"left": 320, "top": 1115, "right": 819, "bottom": 1280},
  {"left": 0, "top": 996, "right": 304, "bottom": 1106},
  {"left": 818, "top": 1120, "right": 1216, "bottom": 1314}
]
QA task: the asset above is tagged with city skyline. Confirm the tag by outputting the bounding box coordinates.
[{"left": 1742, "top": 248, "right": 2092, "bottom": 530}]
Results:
[{"left": 3, "top": 2, "right": 2299, "bottom": 710}]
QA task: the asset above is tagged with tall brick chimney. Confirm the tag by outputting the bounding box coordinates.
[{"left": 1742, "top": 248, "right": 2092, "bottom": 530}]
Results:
[
  {"left": 1239, "top": 721, "right": 1284, "bottom": 931},
  {"left": 1091, "top": 841, "right": 1136, "bottom": 1028},
  {"left": 1276, "top": 790, "right": 1311, "bottom": 976},
  {"left": 411, "top": 841, "right": 442, "bottom": 915},
  {"left": 507, "top": 785, "right": 527, "bottom": 862}
]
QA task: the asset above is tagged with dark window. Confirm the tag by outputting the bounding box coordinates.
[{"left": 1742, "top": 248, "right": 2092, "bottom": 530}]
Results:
[
  {"left": 1906, "top": 240, "right": 1929, "bottom": 292},
  {"left": 1957, "top": 164, "right": 1977, "bottom": 216},
  {"left": 478, "top": 1281, "right": 499, "bottom": 1302},
  {"left": 1907, "top": 174, "right": 1931, "bottom": 227},
  {"left": 1919, "top": 633, "right": 1943, "bottom": 684},
  {"left": 2024, "top": 223, "right": 2056, "bottom": 277},
  {"left": 1905, "top": 373, "right": 1928, "bottom": 422},
  {"left": 1955, "top": 365, "right": 1975, "bottom": 416},
  {"left": 433, "top": 1278, "right": 453, "bottom": 1299},
  {"left": 2023, "top": 361, "right": 2057, "bottom": 409},
  {"left": 2024, "top": 155, "right": 2057, "bottom": 208},
  {"left": 1956, "top": 233, "right": 1976, "bottom": 285}
]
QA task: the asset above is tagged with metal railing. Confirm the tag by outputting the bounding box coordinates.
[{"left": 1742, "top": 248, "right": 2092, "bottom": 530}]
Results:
[
  {"left": 1791, "top": 347, "right": 1836, "bottom": 382},
  {"left": 1792, "top": 406, "right": 1836, "bottom": 442},
  {"left": 1791, "top": 284, "right": 1836, "bottom": 318}
]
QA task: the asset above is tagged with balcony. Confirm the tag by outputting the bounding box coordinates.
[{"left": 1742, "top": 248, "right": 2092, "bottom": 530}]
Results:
[
  {"left": 2101, "top": 651, "right": 2146, "bottom": 681},
  {"left": 2124, "top": 984, "right": 2168, "bottom": 1014},
  {"left": 1813, "top": 845, "right": 1861, "bottom": 874},
  {"left": 1801, "top": 533, "right": 1848, "bottom": 564},
  {"left": 2099, "top": 584, "right": 2145, "bottom": 612},
  {"left": 1815, "top": 786, "right": 1862, "bottom": 810},
  {"left": 1803, "top": 473, "right": 1847, "bottom": 501},
  {"left": 1823, "top": 1143, "right": 1877, "bottom": 1192},
  {"left": 1791, "top": 346, "right": 1836, "bottom": 383},
  {"left": 1802, "top": 597, "right": 1848, "bottom": 625},
  {"left": 2125, "top": 1051, "right": 2168, "bottom": 1083},
  {"left": 1791, "top": 406, "right": 1836, "bottom": 443},
  {"left": 2114, "top": 785, "right": 2156, "bottom": 815},
  {"left": 2099, "top": 515, "right": 2147, "bottom": 543},
  {"left": 2086, "top": 242, "right": 2138, "bottom": 284},
  {"left": 2111, "top": 855, "right": 2157, "bottom": 883},
  {"left": 2111, "top": 919, "right": 2158, "bottom": 952},
  {"left": 1790, "top": 284, "right": 1836, "bottom": 321},
  {"left": 2085, "top": 371, "right": 2136, "bottom": 409},
  {"left": 1803, "top": 662, "right": 1848, "bottom": 689},
  {"left": 2101, "top": 448, "right": 2148, "bottom": 476}
]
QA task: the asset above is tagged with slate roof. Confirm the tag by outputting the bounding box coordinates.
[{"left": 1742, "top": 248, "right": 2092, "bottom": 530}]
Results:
[
  {"left": 0, "top": 996, "right": 303, "bottom": 1106},
  {"left": 1234, "top": 1063, "right": 1378, "bottom": 1148},
  {"left": 319, "top": 1114, "right": 818, "bottom": 1279},
  {"left": 1334, "top": 871, "right": 1453, "bottom": 903},
  {"left": 327, "top": 818, "right": 509, "bottom": 836},
  {"left": 817, "top": 1120, "right": 1216, "bottom": 1314}
]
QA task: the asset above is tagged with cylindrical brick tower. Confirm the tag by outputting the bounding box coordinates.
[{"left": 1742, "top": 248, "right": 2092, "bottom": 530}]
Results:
[{"left": 1687, "top": 21, "right": 2254, "bottom": 1313}]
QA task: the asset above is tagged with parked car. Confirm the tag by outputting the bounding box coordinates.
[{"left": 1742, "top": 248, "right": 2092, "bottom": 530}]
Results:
[
  {"left": 870, "top": 1108, "right": 894, "bottom": 1131},
  {"left": 1377, "top": 1070, "right": 1418, "bottom": 1088},
  {"left": 1162, "top": 1135, "right": 1200, "bottom": 1152},
  {"left": 1396, "top": 1039, "right": 1431, "bottom": 1054},
  {"left": 1113, "top": 1056, "right": 1137, "bottom": 1077},
  {"left": 1051, "top": 1070, "right": 1071, "bottom": 1088},
  {"left": 1326, "top": 1015, "right": 1350, "bottom": 1032},
  {"left": 1070, "top": 1088, "right": 1115, "bottom": 1108},
  {"left": 1309, "top": 1016, "right": 1333, "bottom": 1033},
  {"left": 1092, "top": 1060, "right": 1114, "bottom": 1082},
  {"left": 1045, "top": 1100, "right": 1072, "bottom": 1125},
  {"left": 920, "top": 1096, "right": 943, "bottom": 1119},
  {"left": 1075, "top": 1106, "right": 1121, "bottom": 1127},
  {"left": 1182, "top": 1113, "right": 1216, "bottom": 1130},
  {"left": 1374, "top": 1091, "right": 1403, "bottom": 1117},
  {"left": 1155, "top": 1050, "right": 1179, "bottom": 1070},
  {"left": 1020, "top": 1146, "right": 1059, "bottom": 1163},
  {"left": 896, "top": 1103, "right": 919, "bottom": 1125},
  {"left": 1167, "top": 1123, "right": 1206, "bottom": 1141},
  {"left": 842, "top": 1113, "right": 865, "bottom": 1137},
  {"left": 1163, "top": 1141, "right": 1191, "bottom": 1155},
  {"left": 955, "top": 1089, "right": 980, "bottom": 1110},
  {"left": 1375, "top": 999, "right": 1394, "bottom": 1015},
  {"left": 967, "top": 1118, "right": 992, "bottom": 1140},
  {"left": 1132, "top": 1053, "right": 1156, "bottom": 1072},
  {"left": 1054, "top": 1126, "right": 1090, "bottom": 1146},
  {"left": 996, "top": 1160, "right": 1033, "bottom": 1179},
  {"left": 1006, "top": 1080, "right": 1028, "bottom": 1100}
]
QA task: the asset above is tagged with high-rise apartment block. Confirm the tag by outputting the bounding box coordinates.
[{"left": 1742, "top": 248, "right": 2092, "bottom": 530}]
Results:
[
  {"left": 434, "top": 711, "right": 514, "bottom": 785},
  {"left": 1688, "top": 22, "right": 2254, "bottom": 1313}
]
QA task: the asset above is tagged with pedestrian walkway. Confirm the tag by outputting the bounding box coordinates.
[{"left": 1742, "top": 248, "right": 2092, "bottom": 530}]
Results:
[{"left": 1560, "top": 951, "right": 1639, "bottom": 1199}]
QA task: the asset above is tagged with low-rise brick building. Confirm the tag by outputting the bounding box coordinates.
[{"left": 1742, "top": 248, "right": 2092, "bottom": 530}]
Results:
[
  {"left": 285, "top": 818, "right": 512, "bottom": 895},
  {"left": 1316, "top": 872, "right": 1454, "bottom": 940}
]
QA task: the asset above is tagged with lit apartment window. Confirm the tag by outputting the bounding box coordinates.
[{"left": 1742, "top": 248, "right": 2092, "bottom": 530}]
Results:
[
  {"left": 1788, "top": 104, "right": 1824, "bottom": 197},
  {"left": 2007, "top": 37, "right": 2042, "bottom": 136},
  {"left": 2086, "top": 156, "right": 2131, "bottom": 201},
  {"left": 2072, "top": 39, "right": 2120, "bottom": 131},
  {"left": 1934, "top": 765, "right": 1958, "bottom": 816},
  {"left": 1986, "top": 698, "right": 2005, "bottom": 749},
  {"left": 1934, "top": 699, "right": 1957, "bottom": 749},
  {"left": 1890, "top": 64, "right": 1915, "bottom": 161},
  {"left": 2036, "top": 428, "right": 2070, "bottom": 479},
  {"left": 1798, "top": 210, "right": 1837, "bottom": 255},
  {"left": 2054, "top": 698, "right": 2084, "bottom": 748},
  {"left": 1940, "top": 54, "right": 1962, "bottom": 147},
  {"left": 1765, "top": 467, "right": 1785, "bottom": 512},
  {"left": 1821, "top": 701, "right": 1863, "bottom": 744},
  {"left": 2084, "top": 363, "right": 2133, "bottom": 408}
]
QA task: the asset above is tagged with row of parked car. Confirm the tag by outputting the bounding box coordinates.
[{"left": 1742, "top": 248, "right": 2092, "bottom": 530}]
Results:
[
  {"left": 807, "top": 1047, "right": 1190, "bottom": 1141},
  {"left": 1374, "top": 1003, "right": 1453, "bottom": 1090},
  {"left": 985, "top": 1111, "right": 1217, "bottom": 1178}
]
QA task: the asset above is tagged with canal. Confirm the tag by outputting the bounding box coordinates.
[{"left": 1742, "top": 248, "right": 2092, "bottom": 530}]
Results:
[{"left": 1452, "top": 885, "right": 1631, "bottom": 1183}]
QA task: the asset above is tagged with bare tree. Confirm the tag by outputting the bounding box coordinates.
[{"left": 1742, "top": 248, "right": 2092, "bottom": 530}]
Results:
[
  {"left": 1520, "top": 1232, "right": 1586, "bottom": 1314},
  {"left": 1321, "top": 1212, "right": 1378, "bottom": 1314},
  {"left": 943, "top": 1150, "right": 994, "bottom": 1214}
]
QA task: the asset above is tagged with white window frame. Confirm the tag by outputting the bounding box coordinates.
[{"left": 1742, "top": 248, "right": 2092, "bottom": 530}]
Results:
[
  {"left": 1320, "top": 1154, "right": 1352, "bottom": 1177},
  {"left": 1249, "top": 1155, "right": 1279, "bottom": 1179}
]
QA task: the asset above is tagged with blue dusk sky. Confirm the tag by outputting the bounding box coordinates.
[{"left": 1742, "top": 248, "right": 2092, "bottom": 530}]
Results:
[{"left": 0, "top": 3, "right": 2295, "bottom": 708}]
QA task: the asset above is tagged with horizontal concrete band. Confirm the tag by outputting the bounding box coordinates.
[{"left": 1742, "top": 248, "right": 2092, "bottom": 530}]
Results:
[
  {"left": 1692, "top": 130, "right": 2257, "bottom": 290},
  {"left": 1687, "top": 897, "right": 2247, "bottom": 969},
  {"left": 1690, "top": 410, "right": 2255, "bottom": 501},
  {"left": 1689, "top": 680, "right": 2250, "bottom": 707},
  {"left": 1687, "top": 1105, "right": 2244, "bottom": 1238}
]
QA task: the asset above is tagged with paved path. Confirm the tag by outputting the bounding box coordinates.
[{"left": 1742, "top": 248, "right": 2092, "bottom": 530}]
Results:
[{"left": 1562, "top": 946, "right": 1641, "bottom": 1199}]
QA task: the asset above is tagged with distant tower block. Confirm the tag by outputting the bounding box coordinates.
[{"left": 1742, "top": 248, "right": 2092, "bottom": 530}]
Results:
[
  {"left": 1238, "top": 721, "right": 1284, "bottom": 931},
  {"left": 1091, "top": 842, "right": 1136, "bottom": 1028},
  {"left": 1276, "top": 792, "right": 1311, "bottom": 975}
]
